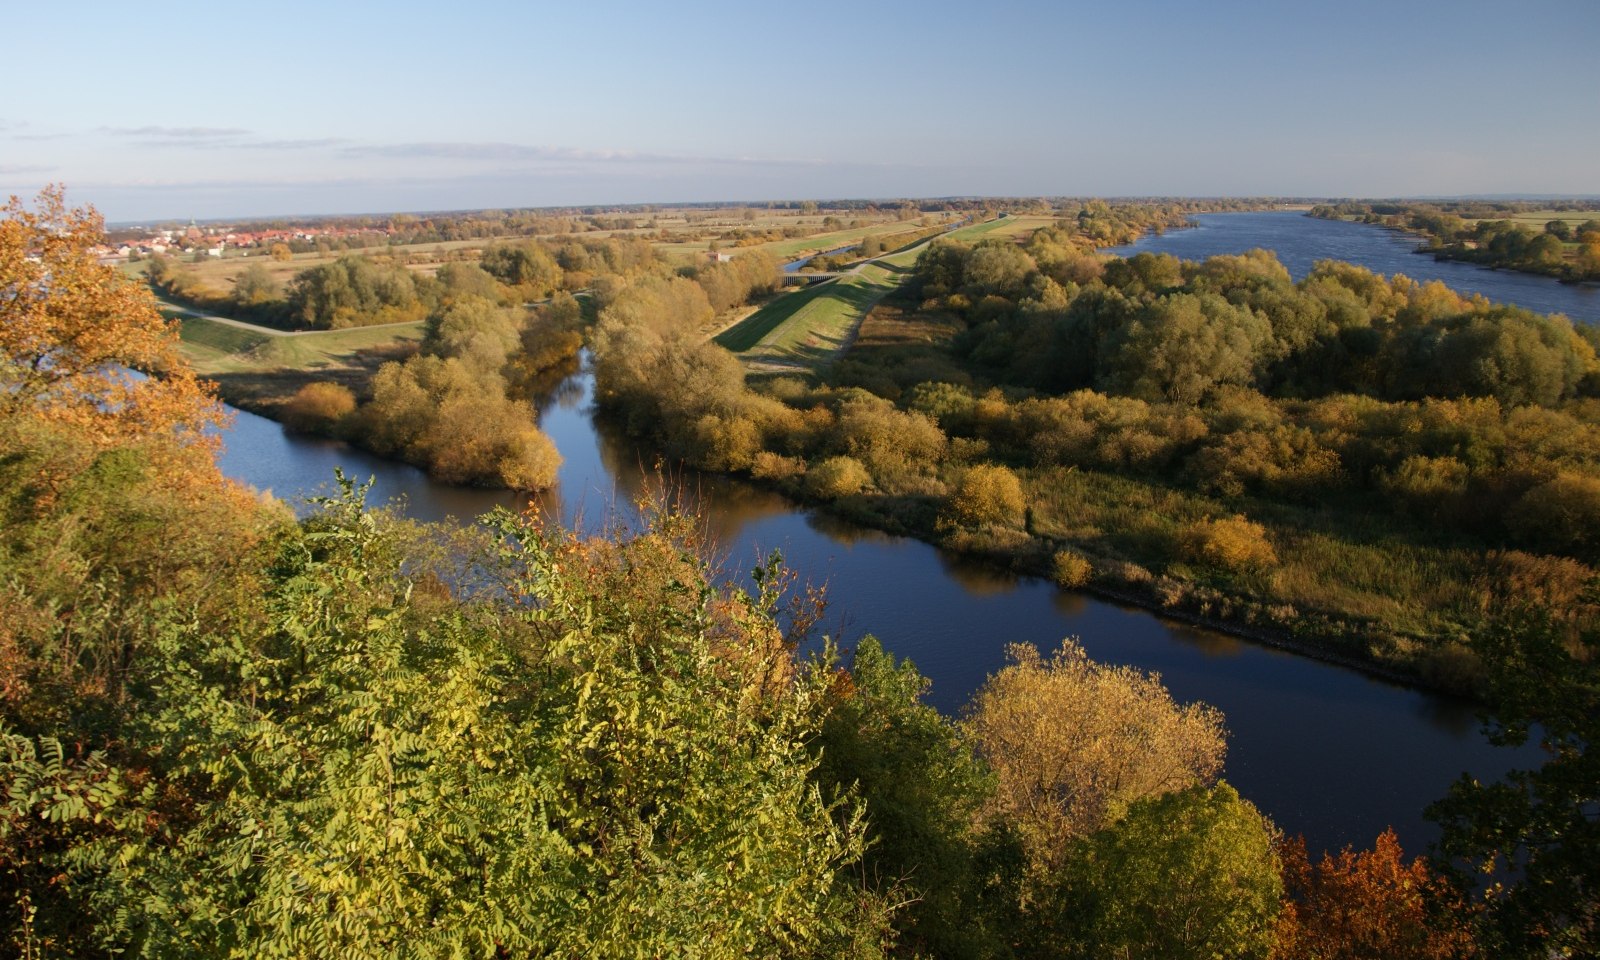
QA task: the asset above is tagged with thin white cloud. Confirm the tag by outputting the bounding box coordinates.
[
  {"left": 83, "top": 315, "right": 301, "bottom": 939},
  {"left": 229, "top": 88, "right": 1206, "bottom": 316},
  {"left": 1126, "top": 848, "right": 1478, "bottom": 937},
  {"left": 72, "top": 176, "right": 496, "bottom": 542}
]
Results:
[
  {"left": 0, "top": 164, "right": 54, "bottom": 175},
  {"left": 242, "top": 137, "right": 349, "bottom": 150},
  {"left": 341, "top": 140, "right": 822, "bottom": 167},
  {"left": 106, "top": 125, "right": 252, "bottom": 139}
]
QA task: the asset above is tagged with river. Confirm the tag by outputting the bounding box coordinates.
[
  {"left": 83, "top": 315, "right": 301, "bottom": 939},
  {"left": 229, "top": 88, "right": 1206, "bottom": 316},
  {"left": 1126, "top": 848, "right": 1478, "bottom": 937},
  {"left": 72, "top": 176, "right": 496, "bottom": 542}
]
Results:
[
  {"left": 215, "top": 211, "right": 1570, "bottom": 857},
  {"left": 1108, "top": 210, "right": 1599, "bottom": 323}
]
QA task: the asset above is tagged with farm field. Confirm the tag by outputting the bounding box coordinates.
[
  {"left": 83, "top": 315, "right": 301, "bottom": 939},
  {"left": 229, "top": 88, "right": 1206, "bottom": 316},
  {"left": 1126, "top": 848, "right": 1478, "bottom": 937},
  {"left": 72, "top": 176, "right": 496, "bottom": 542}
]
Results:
[{"left": 1461, "top": 209, "right": 1597, "bottom": 230}]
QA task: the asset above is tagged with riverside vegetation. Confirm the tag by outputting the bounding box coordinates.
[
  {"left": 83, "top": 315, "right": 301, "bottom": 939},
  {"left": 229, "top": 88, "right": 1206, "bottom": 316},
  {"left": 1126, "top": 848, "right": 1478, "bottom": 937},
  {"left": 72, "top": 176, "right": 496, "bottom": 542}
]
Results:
[
  {"left": 590, "top": 215, "right": 1600, "bottom": 696},
  {"left": 1311, "top": 200, "right": 1600, "bottom": 283},
  {"left": 10, "top": 188, "right": 1599, "bottom": 959}
]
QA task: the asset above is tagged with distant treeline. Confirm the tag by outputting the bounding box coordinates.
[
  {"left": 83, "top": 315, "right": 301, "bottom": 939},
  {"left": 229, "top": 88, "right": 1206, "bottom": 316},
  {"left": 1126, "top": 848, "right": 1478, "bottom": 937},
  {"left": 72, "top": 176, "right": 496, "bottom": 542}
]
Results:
[
  {"left": 1311, "top": 201, "right": 1600, "bottom": 282},
  {"left": 147, "top": 237, "right": 781, "bottom": 332}
]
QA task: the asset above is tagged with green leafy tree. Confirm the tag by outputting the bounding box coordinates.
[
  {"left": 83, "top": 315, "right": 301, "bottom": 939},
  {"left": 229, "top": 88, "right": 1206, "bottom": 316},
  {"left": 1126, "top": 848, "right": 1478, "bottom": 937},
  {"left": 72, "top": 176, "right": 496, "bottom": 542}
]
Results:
[
  {"left": 1106, "top": 293, "right": 1273, "bottom": 403},
  {"left": 1428, "top": 608, "right": 1599, "bottom": 958},
  {"left": 52, "top": 487, "right": 888, "bottom": 958},
  {"left": 814, "top": 638, "right": 1015, "bottom": 959},
  {"left": 1058, "top": 783, "right": 1282, "bottom": 960}
]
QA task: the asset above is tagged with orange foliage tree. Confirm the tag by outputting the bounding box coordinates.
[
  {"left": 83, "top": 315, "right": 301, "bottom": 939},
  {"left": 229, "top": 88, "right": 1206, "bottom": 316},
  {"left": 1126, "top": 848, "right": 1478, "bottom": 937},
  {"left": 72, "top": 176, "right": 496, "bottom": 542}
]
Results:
[
  {"left": 0, "top": 185, "right": 221, "bottom": 451},
  {"left": 1273, "top": 829, "right": 1477, "bottom": 960}
]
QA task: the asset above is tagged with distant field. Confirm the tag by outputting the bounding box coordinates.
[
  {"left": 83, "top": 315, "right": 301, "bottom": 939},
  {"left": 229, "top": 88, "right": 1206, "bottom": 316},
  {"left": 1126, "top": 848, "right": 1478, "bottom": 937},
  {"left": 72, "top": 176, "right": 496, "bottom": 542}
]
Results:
[
  {"left": 129, "top": 210, "right": 928, "bottom": 285},
  {"left": 1462, "top": 210, "right": 1598, "bottom": 230},
  {"left": 943, "top": 216, "right": 1036, "bottom": 241},
  {"left": 126, "top": 237, "right": 497, "bottom": 293},
  {"left": 962, "top": 215, "right": 1058, "bottom": 241},
  {"left": 755, "top": 219, "right": 948, "bottom": 260}
]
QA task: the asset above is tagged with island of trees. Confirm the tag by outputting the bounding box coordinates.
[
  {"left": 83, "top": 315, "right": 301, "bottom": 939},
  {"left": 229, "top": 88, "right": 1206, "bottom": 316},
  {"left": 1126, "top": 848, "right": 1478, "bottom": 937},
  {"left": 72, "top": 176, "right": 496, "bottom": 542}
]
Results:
[{"left": 3, "top": 187, "right": 1596, "bottom": 959}]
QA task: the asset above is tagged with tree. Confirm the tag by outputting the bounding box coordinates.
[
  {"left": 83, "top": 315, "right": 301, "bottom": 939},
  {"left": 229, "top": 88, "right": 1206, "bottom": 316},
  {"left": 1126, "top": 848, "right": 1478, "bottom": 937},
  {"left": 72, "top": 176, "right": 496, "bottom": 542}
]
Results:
[
  {"left": 231, "top": 262, "right": 281, "bottom": 306},
  {"left": 1428, "top": 608, "right": 1600, "bottom": 958},
  {"left": 0, "top": 187, "right": 220, "bottom": 448},
  {"left": 1106, "top": 292, "right": 1273, "bottom": 403},
  {"left": 9, "top": 490, "right": 888, "bottom": 957},
  {"left": 269, "top": 242, "right": 292, "bottom": 261},
  {"left": 964, "top": 640, "right": 1226, "bottom": 875},
  {"left": 814, "top": 638, "right": 1012, "bottom": 959},
  {"left": 1059, "top": 783, "right": 1282, "bottom": 960},
  {"left": 1274, "top": 830, "right": 1477, "bottom": 960}
]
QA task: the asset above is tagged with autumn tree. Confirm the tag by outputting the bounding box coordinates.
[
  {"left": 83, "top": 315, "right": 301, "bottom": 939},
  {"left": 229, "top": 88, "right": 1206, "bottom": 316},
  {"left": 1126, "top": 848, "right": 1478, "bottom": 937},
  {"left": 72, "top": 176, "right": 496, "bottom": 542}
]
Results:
[
  {"left": 964, "top": 640, "right": 1227, "bottom": 876},
  {"left": 1, "top": 189, "right": 272, "bottom": 951},
  {"left": 1273, "top": 830, "right": 1477, "bottom": 960},
  {"left": 0, "top": 186, "right": 220, "bottom": 449}
]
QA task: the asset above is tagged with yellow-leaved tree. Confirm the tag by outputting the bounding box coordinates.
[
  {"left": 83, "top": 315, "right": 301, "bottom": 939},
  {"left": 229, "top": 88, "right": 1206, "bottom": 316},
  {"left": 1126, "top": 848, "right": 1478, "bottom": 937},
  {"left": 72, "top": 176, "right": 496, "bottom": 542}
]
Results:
[
  {"left": 0, "top": 186, "right": 264, "bottom": 727},
  {"left": 1, "top": 186, "right": 220, "bottom": 451}
]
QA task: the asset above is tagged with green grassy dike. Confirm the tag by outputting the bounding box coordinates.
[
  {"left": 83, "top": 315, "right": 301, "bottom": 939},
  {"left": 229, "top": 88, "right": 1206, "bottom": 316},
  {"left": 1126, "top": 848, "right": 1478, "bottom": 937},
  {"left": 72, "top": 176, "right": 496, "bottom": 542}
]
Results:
[{"left": 173, "top": 311, "right": 424, "bottom": 417}]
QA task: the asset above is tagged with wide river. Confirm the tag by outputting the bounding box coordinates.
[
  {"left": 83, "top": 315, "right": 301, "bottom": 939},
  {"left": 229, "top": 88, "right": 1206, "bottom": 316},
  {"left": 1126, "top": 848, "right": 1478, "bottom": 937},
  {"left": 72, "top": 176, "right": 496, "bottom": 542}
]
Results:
[
  {"left": 1108, "top": 209, "right": 1599, "bottom": 322},
  {"left": 216, "top": 211, "right": 1572, "bottom": 856}
]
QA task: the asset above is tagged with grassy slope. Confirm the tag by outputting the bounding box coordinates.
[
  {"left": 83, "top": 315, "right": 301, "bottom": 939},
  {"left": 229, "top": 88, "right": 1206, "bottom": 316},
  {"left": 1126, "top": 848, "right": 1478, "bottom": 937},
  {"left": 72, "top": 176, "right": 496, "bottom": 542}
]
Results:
[
  {"left": 714, "top": 219, "right": 1021, "bottom": 368},
  {"left": 177, "top": 315, "right": 424, "bottom": 377}
]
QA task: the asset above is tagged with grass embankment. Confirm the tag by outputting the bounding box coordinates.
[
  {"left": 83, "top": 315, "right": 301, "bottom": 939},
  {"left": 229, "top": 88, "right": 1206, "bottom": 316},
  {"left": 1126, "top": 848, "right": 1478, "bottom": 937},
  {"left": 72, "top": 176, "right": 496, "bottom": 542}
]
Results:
[
  {"left": 714, "top": 262, "right": 907, "bottom": 366},
  {"left": 176, "top": 313, "right": 423, "bottom": 415},
  {"left": 715, "top": 219, "right": 1022, "bottom": 370}
]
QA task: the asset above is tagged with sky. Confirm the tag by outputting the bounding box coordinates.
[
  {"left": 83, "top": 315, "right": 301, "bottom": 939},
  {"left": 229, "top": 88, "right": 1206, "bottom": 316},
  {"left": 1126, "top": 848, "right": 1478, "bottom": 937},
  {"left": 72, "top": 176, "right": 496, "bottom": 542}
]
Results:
[{"left": 3, "top": 0, "right": 1598, "bottom": 221}]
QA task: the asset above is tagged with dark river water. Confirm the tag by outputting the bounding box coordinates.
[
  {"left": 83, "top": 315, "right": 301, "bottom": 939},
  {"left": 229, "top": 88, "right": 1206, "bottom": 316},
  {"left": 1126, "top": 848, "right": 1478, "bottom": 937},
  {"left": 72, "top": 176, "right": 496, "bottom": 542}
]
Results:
[{"left": 215, "top": 212, "right": 1570, "bottom": 856}]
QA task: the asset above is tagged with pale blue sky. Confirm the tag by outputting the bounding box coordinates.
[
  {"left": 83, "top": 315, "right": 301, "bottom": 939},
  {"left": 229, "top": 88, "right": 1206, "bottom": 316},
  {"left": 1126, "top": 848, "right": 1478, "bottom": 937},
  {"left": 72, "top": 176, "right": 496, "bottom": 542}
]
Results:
[{"left": 3, "top": 0, "right": 1597, "bottom": 220}]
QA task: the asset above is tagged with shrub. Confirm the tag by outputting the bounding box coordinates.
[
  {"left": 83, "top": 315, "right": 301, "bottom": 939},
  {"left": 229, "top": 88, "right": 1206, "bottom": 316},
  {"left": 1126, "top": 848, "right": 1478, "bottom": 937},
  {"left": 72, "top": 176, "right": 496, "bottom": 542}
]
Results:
[
  {"left": 281, "top": 382, "right": 356, "bottom": 435},
  {"left": 1179, "top": 515, "right": 1278, "bottom": 572},
  {"left": 751, "top": 451, "right": 806, "bottom": 482},
  {"left": 806, "top": 456, "right": 872, "bottom": 500},
  {"left": 946, "top": 464, "right": 1026, "bottom": 528},
  {"left": 1507, "top": 471, "right": 1600, "bottom": 561},
  {"left": 1051, "top": 549, "right": 1093, "bottom": 588}
]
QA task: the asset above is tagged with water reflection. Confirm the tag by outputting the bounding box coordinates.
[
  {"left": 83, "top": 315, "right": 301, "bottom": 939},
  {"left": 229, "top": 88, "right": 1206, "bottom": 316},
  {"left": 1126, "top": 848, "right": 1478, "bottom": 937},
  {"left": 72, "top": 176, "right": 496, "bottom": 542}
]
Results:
[
  {"left": 938, "top": 552, "right": 1025, "bottom": 597},
  {"left": 1168, "top": 624, "right": 1246, "bottom": 659}
]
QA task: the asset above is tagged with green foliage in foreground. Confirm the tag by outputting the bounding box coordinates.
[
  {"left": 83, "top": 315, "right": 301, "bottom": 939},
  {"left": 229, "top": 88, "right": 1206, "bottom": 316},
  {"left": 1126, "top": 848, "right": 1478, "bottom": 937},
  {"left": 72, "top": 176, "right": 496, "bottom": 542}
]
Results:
[{"left": 3, "top": 483, "right": 886, "bottom": 958}]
